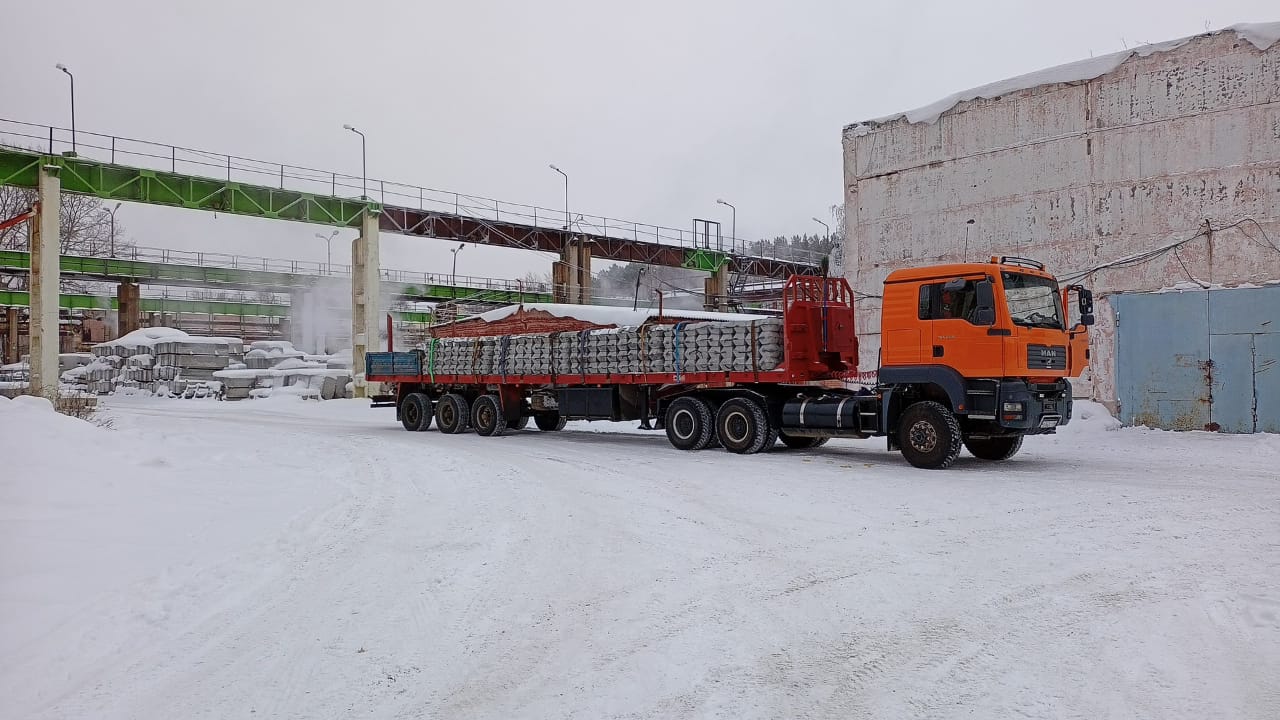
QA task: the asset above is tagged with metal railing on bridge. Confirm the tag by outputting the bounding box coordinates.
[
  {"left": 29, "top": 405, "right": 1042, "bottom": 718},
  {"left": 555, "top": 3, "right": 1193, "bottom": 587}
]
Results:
[
  {"left": 0, "top": 118, "right": 826, "bottom": 266},
  {"left": 113, "top": 245, "right": 553, "bottom": 295}
]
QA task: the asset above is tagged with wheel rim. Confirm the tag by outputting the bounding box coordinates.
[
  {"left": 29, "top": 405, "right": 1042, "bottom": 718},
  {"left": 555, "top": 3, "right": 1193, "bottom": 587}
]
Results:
[
  {"left": 441, "top": 403, "right": 456, "bottom": 427},
  {"left": 724, "top": 410, "right": 750, "bottom": 444},
  {"left": 478, "top": 403, "right": 494, "bottom": 429},
  {"left": 907, "top": 419, "right": 938, "bottom": 452},
  {"left": 672, "top": 408, "right": 696, "bottom": 440},
  {"left": 405, "top": 403, "right": 419, "bottom": 425}
]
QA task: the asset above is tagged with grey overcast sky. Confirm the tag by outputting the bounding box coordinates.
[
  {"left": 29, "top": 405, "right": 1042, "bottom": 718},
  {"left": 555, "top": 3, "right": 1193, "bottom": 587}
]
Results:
[{"left": 3, "top": 0, "right": 1275, "bottom": 280}]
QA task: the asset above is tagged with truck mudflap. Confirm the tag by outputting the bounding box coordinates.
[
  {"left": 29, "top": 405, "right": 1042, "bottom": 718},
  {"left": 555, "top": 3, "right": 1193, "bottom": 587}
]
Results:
[{"left": 994, "top": 379, "right": 1072, "bottom": 434}]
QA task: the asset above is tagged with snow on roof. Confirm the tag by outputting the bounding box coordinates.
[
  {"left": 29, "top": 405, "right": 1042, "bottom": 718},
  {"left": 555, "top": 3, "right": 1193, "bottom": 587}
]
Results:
[
  {"left": 472, "top": 303, "right": 768, "bottom": 327},
  {"left": 95, "top": 327, "right": 241, "bottom": 350},
  {"left": 846, "top": 22, "right": 1280, "bottom": 136}
]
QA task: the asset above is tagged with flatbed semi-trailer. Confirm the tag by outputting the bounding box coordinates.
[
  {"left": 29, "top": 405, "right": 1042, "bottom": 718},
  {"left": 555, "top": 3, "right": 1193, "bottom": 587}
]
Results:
[{"left": 367, "top": 258, "right": 1093, "bottom": 469}]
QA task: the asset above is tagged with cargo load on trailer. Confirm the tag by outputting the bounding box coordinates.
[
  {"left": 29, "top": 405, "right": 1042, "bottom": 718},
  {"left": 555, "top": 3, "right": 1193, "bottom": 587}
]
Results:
[{"left": 366, "top": 260, "right": 1094, "bottom": 469}]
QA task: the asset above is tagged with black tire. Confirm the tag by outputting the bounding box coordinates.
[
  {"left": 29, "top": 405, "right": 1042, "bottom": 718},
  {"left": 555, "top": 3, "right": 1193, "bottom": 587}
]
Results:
[
  {"left": 436, "top": 393, "right": 471, "bottom": 434},
  {"left": 897, "top": 401, "right": 962, "bottom": 469},
  {"left": 964, "top": 435, "right": 1024, "bottom": 461},
  {"left": 400, "top": 392, "right": 433, "bottom": 432},
  {"left": 506, "top": 415, "right": 530, "bottom": 430},
  {"left": 779, "top": 434, "right": 828, "bottom": 450},
  {"left": 534, "top": 412, "right": 567, "bottom": 432},
  {"left": 665, "top": 396, "right": 714, "bottom": 451},
  {"left": 471, "top": 395, "right": 506, "bottom": 437},
  {"left": 715, "top": 397, "right": 772, "bottom": 454}
]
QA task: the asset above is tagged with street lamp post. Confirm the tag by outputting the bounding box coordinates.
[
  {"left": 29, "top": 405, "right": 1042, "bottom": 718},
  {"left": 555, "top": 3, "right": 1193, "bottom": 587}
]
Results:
[
  {"left": 315, "top": 230, "right": 339, "bottom": 273},
  {"left": 716, "top": 199, "right": 736, "bottom": 253},
  {"left": 450, "top": 243, "right": 466, "bottom": 298},
  {"left": 342, "top": 124, "right": 367, "bottom": 199},
  {"left": 55, "top": 63, "right": 76, "bottom": 154},
  {"left": 549, "top": 164, "right": 569, "bottom": 231},
  {"left": 811, "top": 217, "right": 830, "bottom": 243},
  {"left": 106, "top": 202, "right": 121, "bottom": 257}
]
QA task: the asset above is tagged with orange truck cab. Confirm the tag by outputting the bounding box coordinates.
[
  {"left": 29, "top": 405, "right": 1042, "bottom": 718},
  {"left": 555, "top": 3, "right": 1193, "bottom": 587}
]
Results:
[{"left": 877, "top": 256, "right": 1093, "bottom": 457}]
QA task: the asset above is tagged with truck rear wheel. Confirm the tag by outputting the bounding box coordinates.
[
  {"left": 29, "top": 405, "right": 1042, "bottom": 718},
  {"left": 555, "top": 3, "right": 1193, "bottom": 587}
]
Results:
[
  {"left": 436, "top": 393, "right": 471, "bottom": 434},
  {"left": 401, "top": 392, "right": 433, "bottom": 432},
  {"left": 715, "top": 397, "right": 772, "bottom": 454},
  {"left": 471, "top": 395, "right": 506, "bottom": 437},
  {"left": 534, "top": 412, "right": 567, "bottom": 432},
  {"left": 964, "top": 435, "right": 1023, "bottom": 461},
  {"left": 779, "top": 434, "right": 828, "bottom": 450},
  {"left": 898, "top": 401, "right": 962, "bottom": 469},
  {"left": 665, "top": 396, "right": 714, "bottom": 451},
  {"left": 507, "top": 415, "right": 530, "bottom": 430}
]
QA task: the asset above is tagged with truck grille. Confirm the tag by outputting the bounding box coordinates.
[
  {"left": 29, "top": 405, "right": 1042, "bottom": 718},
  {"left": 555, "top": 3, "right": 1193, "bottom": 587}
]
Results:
[{"left": 1027, "top": 344, "right": 1066, "bottom": 371}]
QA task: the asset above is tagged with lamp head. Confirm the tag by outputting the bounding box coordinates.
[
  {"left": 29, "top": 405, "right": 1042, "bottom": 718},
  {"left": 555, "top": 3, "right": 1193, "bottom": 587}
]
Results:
[
  {"left": 55, "top": 63, "right": 67, "bottom": 71},
  {"left": 343, "top": 124, "right": 355, "bottom": 131}
]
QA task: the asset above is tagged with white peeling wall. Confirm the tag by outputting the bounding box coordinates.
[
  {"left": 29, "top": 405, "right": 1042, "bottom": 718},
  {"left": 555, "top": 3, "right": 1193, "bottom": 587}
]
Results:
[{"left": 842, "top": 30, "right": 1280, "bottom": 407}]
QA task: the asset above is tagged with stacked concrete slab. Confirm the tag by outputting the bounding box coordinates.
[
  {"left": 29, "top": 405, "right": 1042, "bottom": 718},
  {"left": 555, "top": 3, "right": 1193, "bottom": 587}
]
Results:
[{"left": 422, "top": 318, "right": 785, "bottom": 376}]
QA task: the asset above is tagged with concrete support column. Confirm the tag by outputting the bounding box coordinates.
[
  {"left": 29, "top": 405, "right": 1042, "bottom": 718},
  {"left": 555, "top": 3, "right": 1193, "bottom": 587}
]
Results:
[
  {"left": 29, "top": 164, "right": 61, "bottom": 394},
  {"left": 4, "top": 307, "right": 18, "bottom": 365},
  {"left": 351, "top": 211, "right": 380, "bottom": 397},
  {"left": 116, "top": 282, "right": 142, "bottom": 336},
  {"left": 552, "top": 238, "right": 592, "bottom": 304},
  {"left": 703, "top": 266, "right": 727, "bottom": 311}
]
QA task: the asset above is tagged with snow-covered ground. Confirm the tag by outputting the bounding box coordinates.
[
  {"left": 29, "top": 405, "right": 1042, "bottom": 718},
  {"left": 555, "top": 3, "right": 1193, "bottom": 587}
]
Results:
[{"left": 2, "top": 395, "right": 1278, "bottom": 719}]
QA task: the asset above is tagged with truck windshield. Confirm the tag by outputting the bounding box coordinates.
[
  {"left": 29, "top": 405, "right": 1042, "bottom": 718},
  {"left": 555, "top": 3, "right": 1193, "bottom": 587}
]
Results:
[{"left": 1002, "top": 272, "right": 1064, "bottom": 329}]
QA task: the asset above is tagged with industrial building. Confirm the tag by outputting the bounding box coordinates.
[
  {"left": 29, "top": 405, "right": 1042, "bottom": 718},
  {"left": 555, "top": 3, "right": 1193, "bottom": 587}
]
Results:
[{"left": 842, "top": 23, "right": 1280, "bottom": 432}]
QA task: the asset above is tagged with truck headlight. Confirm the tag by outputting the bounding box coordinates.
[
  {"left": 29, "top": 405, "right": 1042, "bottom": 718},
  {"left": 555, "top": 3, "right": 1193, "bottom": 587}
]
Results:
[{"left": 1002, "top": 401, "right": 1025, "bottom": 421}]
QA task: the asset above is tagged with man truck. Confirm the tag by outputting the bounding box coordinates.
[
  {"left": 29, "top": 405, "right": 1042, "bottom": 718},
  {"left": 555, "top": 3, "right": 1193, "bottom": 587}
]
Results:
[{"left": 365, "top": 256, "right": 1093, "bottom": 469}]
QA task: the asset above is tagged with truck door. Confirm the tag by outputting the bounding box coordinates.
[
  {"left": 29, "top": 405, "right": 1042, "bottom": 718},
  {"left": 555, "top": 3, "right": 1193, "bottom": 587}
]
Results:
[{"left": 922, "top": 278, "right": 1005, "bottom": 378}]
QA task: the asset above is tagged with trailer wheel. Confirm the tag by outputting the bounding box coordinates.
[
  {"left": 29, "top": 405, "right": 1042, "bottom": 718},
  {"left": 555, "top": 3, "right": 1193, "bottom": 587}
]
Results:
[
  {"left": 401, "top": 392, "right": 433, "bottom": 432},
  {"left": 534, "top": 412, "right": 567, "bottom": 432},
  {"left": 506, "top": 415, "right": 530, "bottom": 430},
  {"left": 964, "top": 435, "right": 1023, "bottom": 461},
  {"left": 779, "top": 434, "right": 828, "bottom": 449},
  {"left": 898, "top": 401, "right": 962, "bottom": 469},
  {"left": 715, "top": 397, "right": 772, "bottom": 454},
  {"left": 665, "top": 396, "right": 714, "bottom": 451},
  {"left": 436, "top": 393, "right": 471, "bottom": 434},
  {"left": 471, "top": 395, "right": 506, "bottom": 437}
]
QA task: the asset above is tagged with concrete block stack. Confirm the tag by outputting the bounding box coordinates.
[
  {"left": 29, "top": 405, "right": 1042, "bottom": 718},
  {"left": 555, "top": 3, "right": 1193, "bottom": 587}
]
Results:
[{"left": 422, "top": 318, "right": 785, "bottom": 376}]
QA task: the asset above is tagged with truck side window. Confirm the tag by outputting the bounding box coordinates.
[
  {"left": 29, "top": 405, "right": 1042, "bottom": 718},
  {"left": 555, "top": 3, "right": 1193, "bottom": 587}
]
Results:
[{"left": 923, "top": 281, "right": 980, "bottom": 323}]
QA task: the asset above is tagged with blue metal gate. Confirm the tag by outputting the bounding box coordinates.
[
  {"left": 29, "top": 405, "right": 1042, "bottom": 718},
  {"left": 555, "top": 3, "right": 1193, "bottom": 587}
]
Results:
[{"left": 1113, "top": 285, "right": 1280, "bottom": 433}]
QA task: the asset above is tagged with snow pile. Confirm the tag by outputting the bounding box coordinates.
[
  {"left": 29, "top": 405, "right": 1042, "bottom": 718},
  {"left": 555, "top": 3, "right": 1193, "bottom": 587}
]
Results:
[
  {"left": 1060, "top": 400, "right": 1123, "bottom": 435},
  {"left": 847, "top": 22, "right": 1280, "bottom": 134}
]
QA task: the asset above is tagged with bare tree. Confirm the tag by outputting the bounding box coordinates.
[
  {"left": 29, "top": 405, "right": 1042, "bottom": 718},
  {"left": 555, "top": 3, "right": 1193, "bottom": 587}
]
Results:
[{"left": 0, "top": 186, "right": 135, "bottom": 291}]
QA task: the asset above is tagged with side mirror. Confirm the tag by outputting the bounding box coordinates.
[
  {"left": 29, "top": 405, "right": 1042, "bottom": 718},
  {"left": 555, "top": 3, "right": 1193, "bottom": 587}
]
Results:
[
  {"left": 974, "top": 280, "right": 996, "bottom": 326},
  {"left": 943, "top": 277, "right": 967, "bottom": 292},
  {"left": 1081, "top": 313, "right": 1095, "bottom": 326}
]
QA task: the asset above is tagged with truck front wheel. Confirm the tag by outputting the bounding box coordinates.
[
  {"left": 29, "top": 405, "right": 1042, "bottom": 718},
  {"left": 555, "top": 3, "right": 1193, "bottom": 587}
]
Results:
[
  {"left": 436, "top": 393, "right": 471, "bottom": 434},
  {"left": 897, "top": 401, "right": 962, "bottom": 469},
  {"left": 964, "top": 435, "right": 1023, "bottom": 461},
  {"left": 401, "top": 392, "right": 433, "bottom": 432}
]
